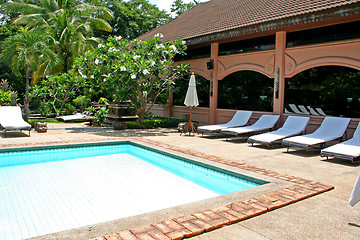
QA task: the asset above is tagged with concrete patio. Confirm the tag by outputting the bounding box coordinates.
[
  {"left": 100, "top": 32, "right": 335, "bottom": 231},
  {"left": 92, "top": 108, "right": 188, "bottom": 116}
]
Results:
[{"left": 0, "top": 124, "right": 359, "bottom": 239}]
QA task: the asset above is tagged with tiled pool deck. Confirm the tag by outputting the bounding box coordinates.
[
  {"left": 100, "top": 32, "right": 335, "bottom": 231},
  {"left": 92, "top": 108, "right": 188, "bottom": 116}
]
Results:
[{"left": 1, "top": 125, "right": 359, "bottom": 239}]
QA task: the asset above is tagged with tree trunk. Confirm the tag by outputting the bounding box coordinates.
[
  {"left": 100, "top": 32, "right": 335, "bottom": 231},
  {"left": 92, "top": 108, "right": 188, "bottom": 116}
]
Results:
[
  {"left": 138, "top": 106, "right": 145, "bottom": 128},
  {"left": 24, "top": 66, "right": 31, "bottom": 122}
]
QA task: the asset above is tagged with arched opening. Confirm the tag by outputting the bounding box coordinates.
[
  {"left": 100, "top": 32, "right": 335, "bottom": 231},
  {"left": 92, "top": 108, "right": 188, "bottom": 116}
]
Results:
[
  {"left": 285, "top": 66, "right": 360, "bottom": 117},
  {"left": 218, "top": 71, "right": 273, "bottom": 111},
  {"left": 173, "top": 74, "right": 210, "bottom": 107}
]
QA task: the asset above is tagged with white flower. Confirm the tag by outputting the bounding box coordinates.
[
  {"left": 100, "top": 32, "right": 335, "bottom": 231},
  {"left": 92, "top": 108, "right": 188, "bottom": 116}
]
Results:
[
  {"left": 115, "top": 36, "right": 122, "bottom": 41},
  {"left": 133, "top": 55, "right": 141, "bottom": 60},
  {"left": 169, "top": 45, "right": 177, "bottom": 52},
  {"left": 143, "top": 69, "right": 149, "bottom": 75},
  {"left": 156, "top": 44, "right": 165, "bottom": 49},
  {"left": 131, "top": 74, "right": 136, "bottom": 79},
  {"left": 94, "top": 59, "right": 99, "bottom": 65},
  {"left": 150, "top": 61, "right": 156, "bottom": 66},
  {"left": 182, "top": 40, "right": 186, "bottom": 45},
  {"left": 120, "top": 66, "right": 127, "bottom": 71},
  {"left": 98, "top": 44, "right": 104, "bottom": 48},
  {"left": 154, "top": 33, "right": 164, "bottom": 38}
]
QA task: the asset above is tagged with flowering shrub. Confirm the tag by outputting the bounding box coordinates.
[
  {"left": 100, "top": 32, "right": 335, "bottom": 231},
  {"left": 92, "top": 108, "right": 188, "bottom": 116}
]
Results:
[{"left": 75, "top": 34, "right": 189, "bottom": 127}]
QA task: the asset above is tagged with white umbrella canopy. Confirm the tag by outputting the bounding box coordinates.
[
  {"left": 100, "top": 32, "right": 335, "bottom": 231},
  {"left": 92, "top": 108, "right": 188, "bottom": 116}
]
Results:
[
  {"left": 181, "top": 73, "right": 199, "bottom": 136},
  {"left": 184, "top": 74, "right": 199, "bottom": 108}
]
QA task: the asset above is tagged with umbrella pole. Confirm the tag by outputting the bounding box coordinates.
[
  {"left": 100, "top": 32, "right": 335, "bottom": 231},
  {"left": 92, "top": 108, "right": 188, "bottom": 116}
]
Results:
[{"left": 181, "top": 107, "right": 198, "bottom": 136}]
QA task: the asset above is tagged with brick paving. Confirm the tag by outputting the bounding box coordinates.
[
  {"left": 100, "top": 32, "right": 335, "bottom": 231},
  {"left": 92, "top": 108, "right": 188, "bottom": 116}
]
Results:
[{"left": 0, "top": 137, "right": 334, "bottom": 240}]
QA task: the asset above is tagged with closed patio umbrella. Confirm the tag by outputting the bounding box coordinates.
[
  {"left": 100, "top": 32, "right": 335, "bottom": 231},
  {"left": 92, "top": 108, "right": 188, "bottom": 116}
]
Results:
[{"left": 181, "top": 73, "right": 199, "bottom": 135}]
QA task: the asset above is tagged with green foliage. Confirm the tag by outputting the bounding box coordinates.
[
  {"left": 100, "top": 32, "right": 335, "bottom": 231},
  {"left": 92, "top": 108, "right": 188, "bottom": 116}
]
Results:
[
  {"left": 64, "top": 103, "right": 76, "bottom": 115},
  {"left": 31, "top": 71, "right": 87, "bottom": 116},
  {"left": 107, "top": 0, "right": 170, "bottom": 40},
  {"left": 171, "top": 0, "right": 196, "bottom": 16},
  {"left": 320, "top": 71, "right": 360, "bottom": 117},
  {"left": 37, "top": 102, "right": 54, "bottom": 116},
  {"left": 126, "top": 116, "right": 186, "bottom": 129},
  {"left": 0, "top": 89, "right": 11, "bottom": 105},
  {"left": 218, "top": 71, "right": 273, "bottom": 111},
  {"left": 76, "top": 34, "right": 189, "bottom": 127},
  {"left": 93, "top": 106, "right": 109, "bottom": 126},
  {"left": 2, "top": 0, "right": 113, "bottom": 73},
  {"left": 73, "top": 95, "right": 91, "bottom": 110},
  {"left": 0, "top": 27, "right": 57, "bottom": 120}
]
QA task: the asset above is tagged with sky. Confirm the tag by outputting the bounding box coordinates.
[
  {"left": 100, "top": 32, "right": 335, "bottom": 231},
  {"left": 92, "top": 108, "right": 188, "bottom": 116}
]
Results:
[{"left": 148, "top": 0, "right": 197, "bottom": 14}]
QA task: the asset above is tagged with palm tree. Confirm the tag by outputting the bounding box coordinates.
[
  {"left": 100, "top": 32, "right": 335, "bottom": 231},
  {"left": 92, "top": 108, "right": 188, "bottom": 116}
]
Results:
[
  {"left": 3, "top": 0, "right": 113, "bottom": 72},
  {"left": 1, "top": 27, "right": 57, "bottom": 121}
]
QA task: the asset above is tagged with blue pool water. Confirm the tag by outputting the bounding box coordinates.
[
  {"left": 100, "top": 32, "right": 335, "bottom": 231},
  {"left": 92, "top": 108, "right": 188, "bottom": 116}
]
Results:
[
  {"left": 0, "top": 142, "right": 267, "bottom": 239},
  {"left": 0, "top": 142, "right": 266, "bottom": 195}
]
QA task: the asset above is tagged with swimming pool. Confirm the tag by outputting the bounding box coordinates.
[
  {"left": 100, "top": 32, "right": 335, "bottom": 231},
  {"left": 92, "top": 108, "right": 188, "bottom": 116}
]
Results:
[{"left": 0, "top": 141, "right": 267, "bottom": 239}]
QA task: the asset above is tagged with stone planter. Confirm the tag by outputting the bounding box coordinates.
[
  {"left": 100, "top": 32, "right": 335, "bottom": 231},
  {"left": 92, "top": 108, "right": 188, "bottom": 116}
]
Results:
[{"left": 34, "top": 122, "right": 48, "bottom": 133}]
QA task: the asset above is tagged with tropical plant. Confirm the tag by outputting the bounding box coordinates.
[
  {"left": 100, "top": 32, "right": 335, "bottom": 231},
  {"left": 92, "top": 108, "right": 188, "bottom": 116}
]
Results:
[
  {"left": 76, "top": 34, "right": 189, "bottom": 127},
  {"left": 1, "top": 27, "right": 57, "bottom": 120},
  {"left": 0, "top": 89, "right": 11, "bottom": 105},
  {"left": 3, "top": 0, "right": 113, "bottom": 73},
  {"left": 93, "top": 106, "right": 108, "bottom": 126},
  {"left": 31, "top": 71, "right": 86, "bottom": 116}
]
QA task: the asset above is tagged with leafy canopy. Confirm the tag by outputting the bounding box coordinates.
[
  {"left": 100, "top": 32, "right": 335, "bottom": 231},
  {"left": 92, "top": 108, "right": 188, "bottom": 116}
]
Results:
[{"left": 76, "top": 34, "right": 189, "bottom": 126}]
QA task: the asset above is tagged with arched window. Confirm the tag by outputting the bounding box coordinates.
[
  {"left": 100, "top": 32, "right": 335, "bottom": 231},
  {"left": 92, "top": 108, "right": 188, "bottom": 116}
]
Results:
[
  {"left": 173, "top": 74, "right": 210, "bottom": 107},
  {"left": 218, "top": 71, "right": 273, "bottom": 111},
  {"left": 285, "top": 66, "right": 360, "bottom": 117}
]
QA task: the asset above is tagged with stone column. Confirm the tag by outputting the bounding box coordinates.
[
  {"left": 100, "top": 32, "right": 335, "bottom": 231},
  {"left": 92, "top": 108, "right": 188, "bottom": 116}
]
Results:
[
  {"left": 209, "top": 42, "right": 219, "bottom": 124},
  {"left": 273, "top": 31, "right": 286, "bottom": 114}
]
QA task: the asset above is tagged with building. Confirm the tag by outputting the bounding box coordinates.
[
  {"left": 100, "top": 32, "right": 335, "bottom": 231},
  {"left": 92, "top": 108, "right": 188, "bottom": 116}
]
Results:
[{"left": 139, "top": 0, "right": 360, "bottom": 132}]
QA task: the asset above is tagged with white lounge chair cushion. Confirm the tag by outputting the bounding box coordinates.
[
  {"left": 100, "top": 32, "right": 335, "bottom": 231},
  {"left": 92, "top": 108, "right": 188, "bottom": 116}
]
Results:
[
  {"left": 221, "top": 115, "right": 280, "bottom": 136},
  {"left": 57, "top": 113, "right": 88, "bottom": 121},
  {"left": 198, "top": 110, "right": 252, "bottom": 133},
  {"left": 321, "top": 122, "right": 360, "bottom": 159},
  {"left": 0, "top": 106, "right": 31, "bottom": 130},
  {"left": 248, "top": 116, "right": 310, "bottom": 144},
  {"left": 283, "top": 116, "right": 351, "bottom": 147}
]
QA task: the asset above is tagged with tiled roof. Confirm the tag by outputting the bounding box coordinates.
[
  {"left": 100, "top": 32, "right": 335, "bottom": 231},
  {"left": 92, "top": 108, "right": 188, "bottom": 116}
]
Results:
[{"left": 137, "top": 0, "right": 360, "bottom": 44}]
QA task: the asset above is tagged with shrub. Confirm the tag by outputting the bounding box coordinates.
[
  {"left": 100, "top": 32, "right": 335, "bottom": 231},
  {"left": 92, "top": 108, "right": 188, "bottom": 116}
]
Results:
[
  {"left": 93, "top": 106, "right": 108, "bottom": 126},
  {"left": 73, "top": 95, "right": 91, "bottom": 111}
]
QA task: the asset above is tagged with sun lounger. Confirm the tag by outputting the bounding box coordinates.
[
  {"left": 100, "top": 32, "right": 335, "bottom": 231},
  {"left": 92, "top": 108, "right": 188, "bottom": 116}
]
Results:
[
  {"left": 56, "top": 112, "right": 93, "bottom": 122},
  {"left": 298, "top": 105, "right": 310, "bottom": 114},
  {"left": 284, "top": 107, "right": 292, "bottom": 114},
  {"left": 221, "top": 114, "right": 280, "bottom": 138},
  {"left": 248, "top": 115, "right": 310, "bottom": 147},
  {"left": 307, "top": 106, "right": 319, "bottom": 116},
  {"left": 0, "top": 106, "right": 31, "bottom": 137},
  {"left": 282, "top": 116, "right": 351, "bottom": 151},
  {"left": 320, "top": 122, "right": 360, "bottom": 162},
  {"left": 197, "top": 110, "right": 252, "bottom": 136},
  {"left": 316, "top": 107, "right": 326, "bottom": 116},
  {"left": 288, "top": 104, "right": 305, "bottom": 114}
]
